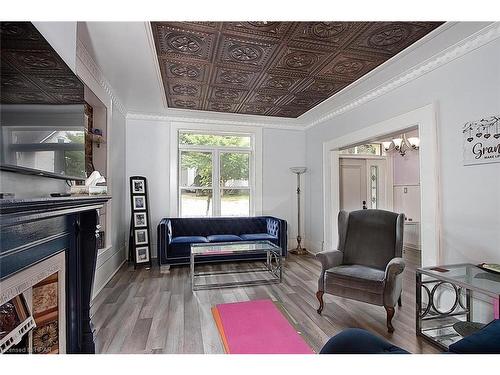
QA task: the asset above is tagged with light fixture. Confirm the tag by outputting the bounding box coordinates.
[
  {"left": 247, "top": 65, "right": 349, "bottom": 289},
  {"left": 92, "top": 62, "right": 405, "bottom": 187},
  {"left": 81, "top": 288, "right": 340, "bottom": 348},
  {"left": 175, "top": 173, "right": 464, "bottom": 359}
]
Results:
[
  {"left": 382, "top": 134, "right": 420, "bottom": 157},
  {"left": 290, "top": 167, "right": 307, "bottom": 255}
]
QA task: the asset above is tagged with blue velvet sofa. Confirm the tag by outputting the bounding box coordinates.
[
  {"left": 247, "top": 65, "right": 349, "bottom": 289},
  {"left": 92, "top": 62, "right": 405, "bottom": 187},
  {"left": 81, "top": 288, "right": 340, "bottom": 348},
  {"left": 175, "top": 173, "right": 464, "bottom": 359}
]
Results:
[
  {"left": 157, "top": 216, "right": 287, "bottom": 266},
  {"left": 320, "top": 319, "right": 500, "bottom": 354}
]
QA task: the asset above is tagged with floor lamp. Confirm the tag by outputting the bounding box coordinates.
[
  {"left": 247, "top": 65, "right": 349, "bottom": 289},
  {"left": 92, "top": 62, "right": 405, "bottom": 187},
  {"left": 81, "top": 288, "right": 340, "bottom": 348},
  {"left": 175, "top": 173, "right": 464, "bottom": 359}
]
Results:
[{"left": 290, "top": 167, "right": 307, "bottom": 255}]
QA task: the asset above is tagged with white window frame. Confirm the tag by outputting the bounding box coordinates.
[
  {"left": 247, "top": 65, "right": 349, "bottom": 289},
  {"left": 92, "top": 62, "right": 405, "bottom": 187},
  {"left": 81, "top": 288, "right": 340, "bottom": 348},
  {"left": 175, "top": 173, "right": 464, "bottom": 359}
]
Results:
[{"left": 170, "top": 121, "right": 263, "bottom": 217}]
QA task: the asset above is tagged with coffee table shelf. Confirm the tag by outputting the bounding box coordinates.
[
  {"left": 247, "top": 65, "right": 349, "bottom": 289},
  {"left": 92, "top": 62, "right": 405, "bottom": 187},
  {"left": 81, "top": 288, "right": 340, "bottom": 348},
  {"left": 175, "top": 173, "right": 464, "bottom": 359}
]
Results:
[
  {"left": 190, "top": 240, "right": 283, "bottom": 291},
  {"left": 416, "top": 263, "right": 500, "bottom": 350}
]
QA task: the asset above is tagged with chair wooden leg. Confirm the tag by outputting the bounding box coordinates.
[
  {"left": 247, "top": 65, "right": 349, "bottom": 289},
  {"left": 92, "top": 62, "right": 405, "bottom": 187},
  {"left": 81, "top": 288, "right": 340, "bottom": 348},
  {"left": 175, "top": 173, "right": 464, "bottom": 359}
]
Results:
[
  {"left": 398, "top": 295, "right": 402, "bottom": 307},
  {"left": 385, "top": 306, "right": 395, "bottom": 333},
  {"left": 316, "top": 291, "right": 324, "bottom": 314}
]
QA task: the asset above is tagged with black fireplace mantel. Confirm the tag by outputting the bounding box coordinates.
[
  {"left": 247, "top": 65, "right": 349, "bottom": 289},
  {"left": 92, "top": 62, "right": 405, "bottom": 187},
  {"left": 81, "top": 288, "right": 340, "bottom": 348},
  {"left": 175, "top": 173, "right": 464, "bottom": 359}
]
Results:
[{"left": 0, "top": 195, "right": 111, "bottom": 354}]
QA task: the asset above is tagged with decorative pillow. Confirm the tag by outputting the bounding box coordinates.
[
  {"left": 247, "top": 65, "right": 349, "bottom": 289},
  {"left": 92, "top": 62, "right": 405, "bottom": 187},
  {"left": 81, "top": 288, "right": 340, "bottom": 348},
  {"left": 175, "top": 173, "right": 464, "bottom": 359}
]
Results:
[{"left": 449, "top": 319, "right": 500, "bottom": 354}]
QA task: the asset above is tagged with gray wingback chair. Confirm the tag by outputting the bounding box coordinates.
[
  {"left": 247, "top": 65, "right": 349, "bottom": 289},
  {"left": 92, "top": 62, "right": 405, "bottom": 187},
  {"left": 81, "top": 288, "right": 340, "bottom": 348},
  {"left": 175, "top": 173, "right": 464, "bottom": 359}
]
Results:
[{"left": 316, "top": 209, "right": 405, "bottom": 333}]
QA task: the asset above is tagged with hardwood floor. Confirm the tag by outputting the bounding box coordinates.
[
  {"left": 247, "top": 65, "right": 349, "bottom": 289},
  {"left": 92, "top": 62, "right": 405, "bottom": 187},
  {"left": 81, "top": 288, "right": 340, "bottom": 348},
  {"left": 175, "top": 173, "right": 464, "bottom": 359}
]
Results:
[{"left": 92, "top": 248, "right": 439, "bottom": 354}]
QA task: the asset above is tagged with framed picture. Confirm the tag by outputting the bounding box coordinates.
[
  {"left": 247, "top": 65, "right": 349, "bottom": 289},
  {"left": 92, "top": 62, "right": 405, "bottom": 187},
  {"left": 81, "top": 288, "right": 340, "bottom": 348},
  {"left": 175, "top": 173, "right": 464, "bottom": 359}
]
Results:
[
  {"left": 133, "top": 195, "right": 146, "bottom": 210},
  {"left": 135, "top": 246, "right": 150, "bottom": 263},
  {"left": 133, "top": 212, "right": 147, "bottom": 227},
  {"left": 134, "top": 229, "right": 148, "bottom": 245},
  {"left": 132, "top": 179, "right": 145, "bottom": 194}
]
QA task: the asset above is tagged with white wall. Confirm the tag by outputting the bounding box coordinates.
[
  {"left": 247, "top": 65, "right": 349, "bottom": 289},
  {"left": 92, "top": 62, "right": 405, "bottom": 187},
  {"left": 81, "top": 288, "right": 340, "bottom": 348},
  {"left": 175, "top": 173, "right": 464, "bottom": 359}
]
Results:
[
  {"left": 305, "top": 36, "right": 500, "bottom": 265},
  {"left": 32, "top": 22, "right": 77, "bottom": 72},
  {"left": 126, "top": 118, "right": 171, "bottom": 257},
  {"left": 125, "top": 118, "right": 305, "bottom": 256},
  {"left": 74, "top": 24, "right": 128, "bottom": 298}
]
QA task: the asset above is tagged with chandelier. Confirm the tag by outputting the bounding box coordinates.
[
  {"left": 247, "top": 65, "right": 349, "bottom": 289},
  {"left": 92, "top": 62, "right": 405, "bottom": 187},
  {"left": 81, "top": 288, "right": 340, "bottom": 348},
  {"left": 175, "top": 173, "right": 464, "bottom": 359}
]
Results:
[{"left": 382, "top": 134, "right": 420, "bottom": 157}]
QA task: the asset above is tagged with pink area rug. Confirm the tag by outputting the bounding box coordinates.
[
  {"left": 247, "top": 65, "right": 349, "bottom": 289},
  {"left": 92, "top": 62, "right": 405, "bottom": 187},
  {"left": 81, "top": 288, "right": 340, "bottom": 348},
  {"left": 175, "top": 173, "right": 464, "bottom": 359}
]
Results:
[{"left": 212, "top": 299, "right": 314, "bottom": 354}]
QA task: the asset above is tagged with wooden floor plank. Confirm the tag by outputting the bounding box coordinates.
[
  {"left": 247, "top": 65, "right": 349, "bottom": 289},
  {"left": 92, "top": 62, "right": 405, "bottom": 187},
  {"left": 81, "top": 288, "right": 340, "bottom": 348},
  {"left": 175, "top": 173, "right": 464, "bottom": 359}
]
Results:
[{"left": 94, "top": 251, "right": 439, "bottom": 354}]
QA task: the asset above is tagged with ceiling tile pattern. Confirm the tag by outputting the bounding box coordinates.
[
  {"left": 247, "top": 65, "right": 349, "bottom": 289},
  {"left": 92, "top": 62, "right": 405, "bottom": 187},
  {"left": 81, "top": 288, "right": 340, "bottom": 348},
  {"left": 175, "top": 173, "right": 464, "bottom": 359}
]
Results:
[
  {"left": 0, "top": 22, "right": 84, "bottom": 105},
  {"left": 151, "top": 21, "right": 443, "bottom": 118}
]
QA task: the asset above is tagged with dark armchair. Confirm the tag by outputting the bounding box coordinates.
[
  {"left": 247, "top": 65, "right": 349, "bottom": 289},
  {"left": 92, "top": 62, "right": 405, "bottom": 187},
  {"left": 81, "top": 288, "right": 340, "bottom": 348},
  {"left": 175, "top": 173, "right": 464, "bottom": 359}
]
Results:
[{"left": 316, "top": 209, "right": 405, "bottom": 333}]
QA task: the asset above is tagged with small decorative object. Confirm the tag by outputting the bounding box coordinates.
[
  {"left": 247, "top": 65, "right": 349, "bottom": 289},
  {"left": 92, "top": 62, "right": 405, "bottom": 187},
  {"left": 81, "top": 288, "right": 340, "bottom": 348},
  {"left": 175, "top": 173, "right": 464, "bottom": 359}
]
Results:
[
  {"left": 134, "top": 229, "right": 148, "bottom": 245},
  {"left": 289, "top": 167, "right": 307, "bottom": 255},
  {"left": 477, "top": 263, "right": 500, "bottom": 275},
  {"left": 129, "top": 176, "right": 152, "bottom": 269},
  {"left": 463, "top": 115, "right": 500, "bottom": 165},
  {"left": 132, "top": 179, "right": 145, "bottom": 194},
  {"left": 133, "top": 212, "right": 147, "bottom": 227},
  {"left": 133, "top": 196, "right": 146, "bottom": 210},
  {"left": 84, "top": 171, "right": 107, "bottom": 195}
]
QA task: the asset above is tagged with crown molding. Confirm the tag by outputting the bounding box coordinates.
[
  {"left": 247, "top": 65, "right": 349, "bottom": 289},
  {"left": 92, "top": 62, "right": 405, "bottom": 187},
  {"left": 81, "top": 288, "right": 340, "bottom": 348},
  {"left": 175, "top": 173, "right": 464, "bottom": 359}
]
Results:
[
  {"left": 126, "top": 110, "right": 305, "bottom": 130},
  {"left": 304, "top": 22, "right": 500, "bottom": 130},
  {"left": 76, "top": 39, "right": 127, "bottom": 115}
]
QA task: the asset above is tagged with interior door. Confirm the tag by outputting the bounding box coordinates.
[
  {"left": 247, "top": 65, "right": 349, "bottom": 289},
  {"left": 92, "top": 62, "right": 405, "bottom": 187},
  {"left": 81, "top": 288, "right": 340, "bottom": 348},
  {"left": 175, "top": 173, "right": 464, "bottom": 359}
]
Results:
[
  {"left": 340, "top": 157, "right": 388, "bottom": 211},
  {"left": 340, "top": 158, "right": 367, "bottom": 211},
  {"left": 366, "top": 159, "right": 388, "bottom": 210}
]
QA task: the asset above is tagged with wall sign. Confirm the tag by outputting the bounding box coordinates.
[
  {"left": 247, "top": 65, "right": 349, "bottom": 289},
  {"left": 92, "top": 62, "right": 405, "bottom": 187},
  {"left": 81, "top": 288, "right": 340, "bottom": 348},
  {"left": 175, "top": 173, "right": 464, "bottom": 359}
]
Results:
[{"left": 463, "top": 115, "right": 500, "bottom": 166}]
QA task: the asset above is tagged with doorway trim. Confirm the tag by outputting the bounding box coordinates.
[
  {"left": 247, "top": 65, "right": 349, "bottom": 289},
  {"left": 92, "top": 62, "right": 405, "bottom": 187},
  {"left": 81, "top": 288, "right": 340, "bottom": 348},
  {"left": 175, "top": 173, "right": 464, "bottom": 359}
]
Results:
[{"left": 322, "top": 103, "right": 441, "bottom": 266}]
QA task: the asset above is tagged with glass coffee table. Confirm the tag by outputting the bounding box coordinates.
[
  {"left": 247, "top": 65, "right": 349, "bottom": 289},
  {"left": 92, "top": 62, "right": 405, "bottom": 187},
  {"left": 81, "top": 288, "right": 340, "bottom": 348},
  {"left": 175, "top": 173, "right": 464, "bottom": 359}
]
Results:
[
  {"left": 190, "top": 240, "right": 283, "bottom": 291},
  {"left": 416, "top": 263, "right": 500, "bottom": 350}
]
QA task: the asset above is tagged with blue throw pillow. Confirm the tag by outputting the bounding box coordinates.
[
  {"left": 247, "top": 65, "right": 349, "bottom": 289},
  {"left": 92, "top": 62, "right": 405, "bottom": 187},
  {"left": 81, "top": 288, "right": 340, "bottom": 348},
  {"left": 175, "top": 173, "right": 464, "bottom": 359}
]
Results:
[{"left": 449, "top": 319, "right": 500, "bottom": 354}]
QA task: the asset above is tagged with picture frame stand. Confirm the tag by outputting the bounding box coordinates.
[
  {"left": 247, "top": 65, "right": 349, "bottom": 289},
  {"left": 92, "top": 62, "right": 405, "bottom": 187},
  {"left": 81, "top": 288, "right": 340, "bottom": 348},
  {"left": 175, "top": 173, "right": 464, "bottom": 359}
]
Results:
[{"left": 129, "top": 176, "right": 152, "bottom": 269}]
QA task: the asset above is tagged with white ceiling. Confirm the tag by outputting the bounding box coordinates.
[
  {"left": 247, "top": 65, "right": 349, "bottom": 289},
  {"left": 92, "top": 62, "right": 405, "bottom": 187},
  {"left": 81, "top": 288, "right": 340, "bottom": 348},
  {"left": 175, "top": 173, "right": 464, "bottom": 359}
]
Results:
[{"left": 78, "top": 22, "right": 165, "bottom": 114}]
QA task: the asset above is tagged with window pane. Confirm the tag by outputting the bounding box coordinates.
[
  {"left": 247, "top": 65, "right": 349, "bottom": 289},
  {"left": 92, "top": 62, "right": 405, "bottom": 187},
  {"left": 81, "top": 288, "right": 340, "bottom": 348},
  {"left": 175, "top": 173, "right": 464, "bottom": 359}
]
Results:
[
  {"left": 179, "top": 132, "right": 251, "bottom": 147},
  {"left": 181, "top": 189, "right": 213, "bottom": 217},
  {"left": 180, "top": 151, "right": 212, "bottom": 187},
  {"left": 220, "top": 152, "right": 249, "bottom": 188},
  {"left": 339, "top": 143, "right": 381, "bottom": 155},
  {"left": 370, "top": 165, "right": 378, "bottom": 209},
  {"left": 220, "top": 189, "right": 249, "bottom": 216}
]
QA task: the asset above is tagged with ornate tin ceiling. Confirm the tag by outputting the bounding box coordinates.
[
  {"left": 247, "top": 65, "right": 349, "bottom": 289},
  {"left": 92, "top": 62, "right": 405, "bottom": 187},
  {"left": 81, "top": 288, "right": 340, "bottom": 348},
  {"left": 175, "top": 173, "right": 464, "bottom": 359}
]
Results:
[
  {"left": 151, "top": 22, "right": 443, "bottom": 118},
  {"left": 0, "top": 22, "right": 84, "bottom": 105}
]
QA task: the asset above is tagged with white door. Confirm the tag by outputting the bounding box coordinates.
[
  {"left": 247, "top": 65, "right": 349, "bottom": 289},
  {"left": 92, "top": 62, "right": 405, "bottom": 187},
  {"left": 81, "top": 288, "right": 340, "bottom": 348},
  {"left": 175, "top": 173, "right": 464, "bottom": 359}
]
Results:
[
  {"left": 340, "top": 157, "right": 388, "bottom": 211},
  {"left": 340, "top": 158, "right": 367, "bottom": 211}
]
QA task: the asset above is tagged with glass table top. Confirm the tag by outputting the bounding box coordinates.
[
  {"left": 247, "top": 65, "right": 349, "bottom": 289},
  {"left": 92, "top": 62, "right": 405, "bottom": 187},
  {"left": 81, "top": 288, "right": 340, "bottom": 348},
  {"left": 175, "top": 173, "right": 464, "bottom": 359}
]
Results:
[
  {"left": 418, "top": 263, "right": 500, "bottom": 297},
  {"left": 191, "top": 240, "right": 281, "bottom": 256}
]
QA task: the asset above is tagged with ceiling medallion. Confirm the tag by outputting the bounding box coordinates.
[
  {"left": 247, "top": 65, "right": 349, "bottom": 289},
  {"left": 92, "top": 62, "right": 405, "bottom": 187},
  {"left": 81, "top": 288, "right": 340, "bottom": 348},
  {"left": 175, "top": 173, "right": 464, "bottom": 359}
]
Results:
[
  {"left": 173, "top": 99, "right": 196, "bottom": 108},
  {"left": 293, "top": 97, "right": 315, "bottom": 106},
  {"left": 220, "top": 70, "right": 249, "bottom": 84},
  {"left": 229, "top": 45, "right": 262, "bottom": 62},
  {"left": 311, "top": 22, "right": 345, "bottom": 38},
  {"left": 172, "top": 84, "right": 198, "bottom": 96},
  {"left": 243, "top": 104, "right": 268, "bottom": 114},
  {"left": 255, "top": 94, "right": 278, "bottom": 104},
  {"left": 285, "top": 51, "right": 317, "bottom": 69},
  {"left": 333, "top": 60, "right": 364, "bottom": 75},
  {"left": 20, "top": 52, "right": 58, "bottom": 69},
  {"left": 210, "top": 102, "right": 233, "bottom": 111},
  {"left": 1, "top": 76, "right": 30, "bottom": 88},
  {"left": 39, "top": 77, "right": 78, "bottom": 88},
  {"left": 308, "top": 81, "right": 335, "bottom": 93},
  {"left": 170, "top": 64, "right": 200, "bottom": 79},
  {"left": 266, "top": 76, "right": 293, "bottom": 89},
  {"left": 369, "top": 25, "right": 409, "bottom": 47},
  {"left": 167, "top": 33, "right": 202, "bottom": 53},
  {"left": 214, "top": 88, "right": 239, "bottom": 100}
]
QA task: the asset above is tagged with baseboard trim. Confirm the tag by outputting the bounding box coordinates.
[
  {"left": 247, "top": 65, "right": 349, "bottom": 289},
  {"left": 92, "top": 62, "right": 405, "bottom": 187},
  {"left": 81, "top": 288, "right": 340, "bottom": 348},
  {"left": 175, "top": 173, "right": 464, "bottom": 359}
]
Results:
[{"left": 92, "top": 257, "right": 126, "bottom": 300}]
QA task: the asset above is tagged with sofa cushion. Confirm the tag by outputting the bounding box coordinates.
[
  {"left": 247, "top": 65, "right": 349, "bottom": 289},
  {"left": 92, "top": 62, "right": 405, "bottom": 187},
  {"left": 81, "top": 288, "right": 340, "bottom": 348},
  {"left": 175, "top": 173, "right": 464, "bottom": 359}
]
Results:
[
  {"left": 320, "top": 328, "right": 409, "bottom": 354},
  {"left": 240, "top": 233, "right": 277, "bottom": 241},
  {"left": 207, "top": 234, "right": 242, "bottom": 242},
  {"left": 171, "top": 236, "right": 208, "bottom": 244},
  {"left": 326, "top": 264, "right": 385, "bottom": 294},
  {"left": 449, "top": 319, "right": 500, "bottom": 354}
]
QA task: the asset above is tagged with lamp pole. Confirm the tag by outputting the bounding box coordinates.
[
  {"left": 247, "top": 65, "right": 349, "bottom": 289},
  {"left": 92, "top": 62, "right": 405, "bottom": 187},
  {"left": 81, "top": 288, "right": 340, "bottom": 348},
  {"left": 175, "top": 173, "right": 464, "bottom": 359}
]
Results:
[{"left": 290, "top": 167, "right": 307, "bottom": 255}]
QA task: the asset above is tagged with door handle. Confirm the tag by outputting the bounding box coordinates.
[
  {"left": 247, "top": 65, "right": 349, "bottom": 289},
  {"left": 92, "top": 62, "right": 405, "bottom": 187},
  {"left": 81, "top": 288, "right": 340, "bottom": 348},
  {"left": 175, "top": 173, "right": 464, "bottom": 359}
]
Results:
[{"left": 362, "top": 200, "right": 367, "bottom": 209}]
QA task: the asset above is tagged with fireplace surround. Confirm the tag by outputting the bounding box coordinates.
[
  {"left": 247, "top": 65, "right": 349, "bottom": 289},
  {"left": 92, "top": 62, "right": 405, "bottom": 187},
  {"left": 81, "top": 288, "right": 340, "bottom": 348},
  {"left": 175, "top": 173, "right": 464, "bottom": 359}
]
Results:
[{"left": 0, "top": 195, "right": 111, "bottom": 354}]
